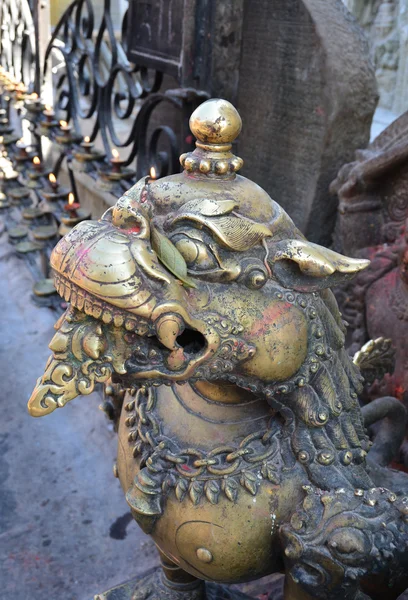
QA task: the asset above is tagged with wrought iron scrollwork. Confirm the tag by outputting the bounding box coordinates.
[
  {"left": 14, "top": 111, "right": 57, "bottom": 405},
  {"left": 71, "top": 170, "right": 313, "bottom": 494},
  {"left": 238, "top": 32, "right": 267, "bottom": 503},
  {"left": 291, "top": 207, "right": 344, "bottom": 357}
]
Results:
[
  {"left": 0, "top": 0, "right": 38, "bottom": 91},
  {"left": 43, "top": 0, "right": 206, "bottom": 182},
  {"left": 0, "top": 0, "right": 208, "bottom": 311}
]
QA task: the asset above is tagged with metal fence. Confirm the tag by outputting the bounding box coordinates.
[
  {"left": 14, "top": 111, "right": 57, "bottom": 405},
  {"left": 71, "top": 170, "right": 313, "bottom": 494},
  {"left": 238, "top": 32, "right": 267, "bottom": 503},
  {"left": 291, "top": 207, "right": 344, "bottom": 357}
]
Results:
[{"left": 0, "top": 0, "right": 207, "bottom": 309}]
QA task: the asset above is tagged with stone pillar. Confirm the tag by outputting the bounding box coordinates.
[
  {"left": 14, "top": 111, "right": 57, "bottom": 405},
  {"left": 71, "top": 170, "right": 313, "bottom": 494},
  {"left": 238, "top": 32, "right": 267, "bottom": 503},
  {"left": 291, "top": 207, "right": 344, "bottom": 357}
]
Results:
[
  {"left": 371, "top": 0, "right": 399, "bottom": 110},
  {"left": 237, "top": 0, "right": 378, "bottom": 244},
  {"left": 393, "top": 0, "right": 408, "bottom": 114},
  {"left": 342, "top": 0, "right": 383, "bottom": 31},
  {"left": 343, "top": 0, "right": 408, "bottom": 115}
]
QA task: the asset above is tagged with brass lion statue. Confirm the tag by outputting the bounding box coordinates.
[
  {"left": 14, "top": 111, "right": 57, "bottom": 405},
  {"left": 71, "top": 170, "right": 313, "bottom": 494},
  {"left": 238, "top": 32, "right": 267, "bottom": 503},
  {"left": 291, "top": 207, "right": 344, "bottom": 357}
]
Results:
[{"left": 28, "top": 100, "right": 408, "bottom": 600}]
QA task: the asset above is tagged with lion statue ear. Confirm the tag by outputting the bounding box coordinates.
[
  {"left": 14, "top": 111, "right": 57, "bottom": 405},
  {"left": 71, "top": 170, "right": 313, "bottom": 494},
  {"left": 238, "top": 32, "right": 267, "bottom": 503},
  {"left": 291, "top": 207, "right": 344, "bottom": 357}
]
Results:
[{"left": 266, "top": 239, "right": 369, "bottom": 292}]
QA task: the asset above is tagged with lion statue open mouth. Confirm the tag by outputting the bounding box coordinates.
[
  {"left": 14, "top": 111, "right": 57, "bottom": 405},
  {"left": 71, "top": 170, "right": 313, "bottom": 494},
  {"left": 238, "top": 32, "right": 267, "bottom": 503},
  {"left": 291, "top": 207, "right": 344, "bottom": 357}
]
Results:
[{"left": 28, "top": 99, "right": 408, "bottom": 600}]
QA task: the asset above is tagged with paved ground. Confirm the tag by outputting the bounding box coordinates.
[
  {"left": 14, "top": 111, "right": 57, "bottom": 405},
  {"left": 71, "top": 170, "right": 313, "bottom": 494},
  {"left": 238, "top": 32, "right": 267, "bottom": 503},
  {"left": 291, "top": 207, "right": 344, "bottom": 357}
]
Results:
[{"left": 0, "top": 231, "right": 158, "bottom": 600}]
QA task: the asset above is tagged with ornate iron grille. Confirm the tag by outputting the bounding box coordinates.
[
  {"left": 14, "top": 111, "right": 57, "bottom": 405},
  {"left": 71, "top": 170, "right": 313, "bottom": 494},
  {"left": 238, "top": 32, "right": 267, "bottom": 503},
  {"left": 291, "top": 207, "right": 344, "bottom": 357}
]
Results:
[
  {"left": 43, "top": 0, "right": 207, "bottom": 183},
  {"left": 0, "top": 0, "right": 208, "bottom": 311},
  {"left": 0, "top": 0, "right": 38, "bottom": 91}
]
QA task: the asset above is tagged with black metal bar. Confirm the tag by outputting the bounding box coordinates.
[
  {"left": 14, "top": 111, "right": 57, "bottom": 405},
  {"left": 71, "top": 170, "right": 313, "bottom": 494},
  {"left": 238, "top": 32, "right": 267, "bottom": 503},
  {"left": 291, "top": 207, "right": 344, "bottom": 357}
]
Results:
[{"left": 32, "top": 0, "right": 41, "bottom": 95}]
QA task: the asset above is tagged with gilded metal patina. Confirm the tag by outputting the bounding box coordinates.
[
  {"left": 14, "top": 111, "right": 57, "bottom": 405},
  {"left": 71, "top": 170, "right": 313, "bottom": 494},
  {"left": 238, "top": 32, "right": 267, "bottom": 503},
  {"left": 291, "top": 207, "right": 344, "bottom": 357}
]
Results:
[{"left": 28, "top": 100, "right": 408, "bottom": 600}]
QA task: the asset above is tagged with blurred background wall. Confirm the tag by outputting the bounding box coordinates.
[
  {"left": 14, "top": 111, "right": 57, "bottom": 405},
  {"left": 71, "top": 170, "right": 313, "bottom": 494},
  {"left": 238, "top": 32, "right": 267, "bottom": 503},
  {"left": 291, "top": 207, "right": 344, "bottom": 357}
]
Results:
[
  {"left": 50, "top": 0, "right": 128, "bottom": 29},
  {"left": 344, "top": 0, "right": 408, "bottom": 134}
]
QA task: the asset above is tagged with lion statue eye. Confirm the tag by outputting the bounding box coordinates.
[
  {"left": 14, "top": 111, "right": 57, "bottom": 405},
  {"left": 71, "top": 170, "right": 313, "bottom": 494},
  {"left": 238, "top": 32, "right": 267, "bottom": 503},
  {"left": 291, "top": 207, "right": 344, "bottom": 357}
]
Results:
[{"left": 174, "top": 237, "right": 218, "bottom": 271}]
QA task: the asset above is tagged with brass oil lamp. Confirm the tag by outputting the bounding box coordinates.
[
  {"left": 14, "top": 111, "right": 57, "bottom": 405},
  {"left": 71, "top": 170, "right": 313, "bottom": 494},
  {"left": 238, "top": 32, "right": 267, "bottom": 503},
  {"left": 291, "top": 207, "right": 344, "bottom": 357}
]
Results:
[
  {"left": 56, "top": 119, "right": 71, "bottom": 142},
  {"left": 73, "top": 135, "right": 105, "bottom": 168},
  {"left": 28, "top": 100, "right": 408, "bottom": 600},
  {"left": 20, "top": 200, "right": 57, "bottom": 250},
  {"left": 41, "top": 104, "right": 58, "bottom": 128},
  {"left": 0, "top": 190, "right": 9, "bottom": 209},
  {"left": 0, "top": 110, "right": 13, "bottom": 135},
  {"left": 24, "top": 92, "right": 44, "bottom": 116},
  {"left": 13, "top": 138, "right": 36, "bottom": 172},
  {"left": 37, "top": 104, "right": 59, "bottom": 137},
  {"left": 13, "top": 165, "right": 59, "bottom": 244},
  {"left": 8, "top": 223, "right": 29, "bottom": 244},
  {"left": 22, "top": 206, "right": 45, "bottom": 221},
  {"left": 8, "top": 185, "right": 32, "bottom": 206},
  {"left": 97, "top": 147, "right": 136, "bottom": 192},
  {"left": 0, "top": 162, "right": 30, "bottom": 212},
  {"left": 24, "top": 155, "right": 52, "bottom": 190},
  {"left": 0, "top": 171, "right": 9, "bottom": 209},
  {"left": 1, "top": 132, "right": 20, "bottom": 147},
  {"left": 38, "top": 173, "right": 70, "bottom": 223},
  {"left": 40, "top": 173, "right": 70, "bottom": 206},
  {"left": 55, "top": 119, "right": 76, "bottom": 145},
  {"left": 1, "top": 165, "right": 20, "bottom": 192},
  {"left": 58, "top": 192, "right": 91, "bottom": 236},
  {"left": 14, "top": 82, "right": 28, "bottom": 102}
]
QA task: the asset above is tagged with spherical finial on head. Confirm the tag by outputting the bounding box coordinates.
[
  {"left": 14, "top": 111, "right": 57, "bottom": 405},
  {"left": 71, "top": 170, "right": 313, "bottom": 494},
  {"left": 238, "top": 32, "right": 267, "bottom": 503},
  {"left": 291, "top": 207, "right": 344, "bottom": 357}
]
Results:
[
  {"left": 189, "top": 99, "right": 242, "bottom": 146},
  {"left": 180, "top": 98, "right": 244, "bottom": 175}
]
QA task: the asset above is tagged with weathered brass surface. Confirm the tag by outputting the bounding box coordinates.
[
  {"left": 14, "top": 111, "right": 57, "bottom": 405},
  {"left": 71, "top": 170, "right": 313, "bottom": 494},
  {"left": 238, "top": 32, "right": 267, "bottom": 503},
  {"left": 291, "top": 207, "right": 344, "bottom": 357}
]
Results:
[{"left": 28, "top": 100, "right": 408, "bottom": 600}]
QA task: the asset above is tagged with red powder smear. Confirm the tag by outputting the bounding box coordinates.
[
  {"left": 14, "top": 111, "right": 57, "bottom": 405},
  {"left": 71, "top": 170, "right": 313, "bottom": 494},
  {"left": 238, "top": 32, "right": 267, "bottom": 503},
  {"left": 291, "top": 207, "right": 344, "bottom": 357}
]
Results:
[
  {"left": 185, "top": 134, "right": 193, "bottom": 144},
  {"left": 180, "top": 464, "right": 191, "bottom": 472},
  {"left": 250, "top": 302, "right": 292, "bottom": 339},
  {"left": 74, "top": 245, "right": 92, "bottom": 263},
  {"left": 390, "top": 458, "right": 408, "bottom": 473},
  {"left": 127, "top": 225, "right": 141, "bottom": 233},
  {"left": 395, "top": 386, "right": 405, "bottom": 401}
]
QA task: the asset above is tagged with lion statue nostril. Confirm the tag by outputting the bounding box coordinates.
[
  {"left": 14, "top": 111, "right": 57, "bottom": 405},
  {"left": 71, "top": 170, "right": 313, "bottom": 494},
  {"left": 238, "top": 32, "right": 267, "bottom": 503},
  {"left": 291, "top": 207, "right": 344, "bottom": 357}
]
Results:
[{"left": 176, "top": 329, "right": 206, "bottom": 355}]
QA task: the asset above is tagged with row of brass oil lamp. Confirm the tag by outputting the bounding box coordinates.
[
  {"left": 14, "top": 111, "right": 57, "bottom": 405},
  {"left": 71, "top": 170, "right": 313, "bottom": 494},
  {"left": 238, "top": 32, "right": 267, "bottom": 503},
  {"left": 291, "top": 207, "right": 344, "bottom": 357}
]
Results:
[
  {"left": 0, "top": 66, "right": 143, "bottom": 305},
  {"left": 0, "top": 113, "right": 91, "bottom": 308},
  {"left": 0, "top": 67, "right": 43, "bottom": 117},
  {"left": 0, "top": 68, "right": 30, "bottom": 117},
  {"left": 0, "top": 71, "right": 138, "bottom": 193}
]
